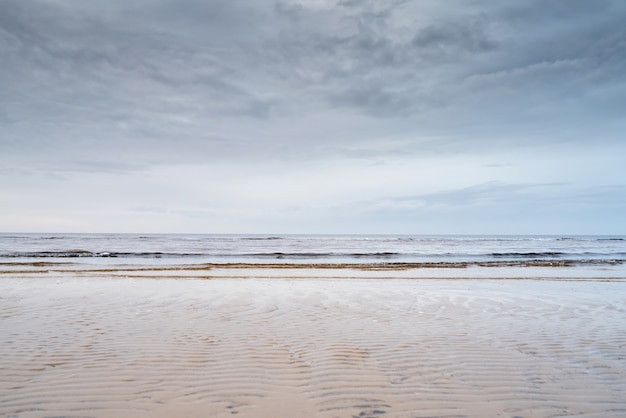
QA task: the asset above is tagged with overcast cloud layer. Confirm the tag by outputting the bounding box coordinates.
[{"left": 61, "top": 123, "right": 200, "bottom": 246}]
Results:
[{"left": 1, "top": 0, "right": 625, "bottom": 234}]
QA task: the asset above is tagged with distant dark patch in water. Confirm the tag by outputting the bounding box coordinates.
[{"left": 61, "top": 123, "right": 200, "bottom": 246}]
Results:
[
  {"left": 492, "top": 252, "right": 564, "bottom": 258},
  {"left": 0, "top": 251, "right": 204, "bottom": 259},
  {"left": 248, "top": 252, "right": 399, "bottom": 259}
]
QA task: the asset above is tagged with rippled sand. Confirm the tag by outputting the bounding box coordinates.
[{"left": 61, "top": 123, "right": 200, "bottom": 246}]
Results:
[{"left": 1, "top": 275, "right": 625, "bottom": 417}]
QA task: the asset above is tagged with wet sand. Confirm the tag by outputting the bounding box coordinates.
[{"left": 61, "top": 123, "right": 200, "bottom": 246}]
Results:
[{"left": 1, "top": 272, "right": 626, "bottom": 417}]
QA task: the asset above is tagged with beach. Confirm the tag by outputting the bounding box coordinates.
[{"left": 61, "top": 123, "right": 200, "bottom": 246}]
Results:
[{"left": 2, "top": 267, "right": 625, "bottom": 417}]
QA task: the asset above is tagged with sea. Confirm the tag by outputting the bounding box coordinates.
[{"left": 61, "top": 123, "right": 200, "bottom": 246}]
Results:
[{"left": 1, "top": 233, "right": 625, "bottom": 279}]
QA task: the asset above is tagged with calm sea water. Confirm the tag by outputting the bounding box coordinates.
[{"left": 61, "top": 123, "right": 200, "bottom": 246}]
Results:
[{"left": 1, "top": 233, "right": 625, "bottom": 270}]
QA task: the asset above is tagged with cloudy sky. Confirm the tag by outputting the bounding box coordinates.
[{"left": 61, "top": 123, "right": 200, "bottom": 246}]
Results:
[{"left": 1, "top": 0, "right": 625, "bottom": 234}]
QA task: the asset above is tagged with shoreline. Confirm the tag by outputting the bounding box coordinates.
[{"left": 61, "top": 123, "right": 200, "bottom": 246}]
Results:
[{"left": 2, "top": 261, "right": 625, "bottom": 281}]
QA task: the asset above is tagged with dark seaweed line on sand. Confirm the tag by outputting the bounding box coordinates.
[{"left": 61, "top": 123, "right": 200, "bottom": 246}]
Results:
[
  {"left": 2, "top": 259, "right": 623, "bottom": 273},
  {"left": 3, "top": 250, "right": 625, "bottom": 260},
  {"left": 186, "top": 259, "right": 625, "bottom": 269}
]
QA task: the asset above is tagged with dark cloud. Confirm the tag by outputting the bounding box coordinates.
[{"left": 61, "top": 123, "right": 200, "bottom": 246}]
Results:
[
  {"left": 0, "top": 0, "right": 283, "bottom": 171},
  {"left": 502, "top": 0, "right": 613, "bottom": 24},
  {"left": 1, "top": 0, "right": 625, "bottom": 173},
  {"left": 412, "top": 18, "right": 498, "bottom": 54}
]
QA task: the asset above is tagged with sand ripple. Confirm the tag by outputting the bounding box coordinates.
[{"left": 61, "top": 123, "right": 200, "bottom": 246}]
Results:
[{"left": 1, "top": 278, "right": 625, "bottom": 417}]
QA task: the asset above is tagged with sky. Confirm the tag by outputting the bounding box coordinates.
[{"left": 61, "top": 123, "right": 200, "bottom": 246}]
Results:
[{"left": 1, "top": 0, "right": 625, "bottom": 234}]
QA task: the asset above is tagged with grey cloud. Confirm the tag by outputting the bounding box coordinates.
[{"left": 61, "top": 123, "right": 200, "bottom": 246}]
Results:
[
  {"left": 377, "top": 182, "right": 626, "bottom": 213},
  {"left": 263, "top": 0, "right": 623, "bottom": 129},
  {"left": 1, "top": 0, "right": 626, "bottom": 234},
  {"left": 329, "top": 84, "right": 418, "bottom": 117},
  {"left": 484, "top": 0, "right": 626, "bottom": 79},
  {"left": 412, "top": 18, "right": 498, "bottom": 54},
  {"left": 0, "top": 0, "right": 283, "bottom": 171},
  {"left": 382, "top": 182, "right": 554, "bottom": 210},
  {"left": 273, "top": 2, "right": 305, "bottom": 20},
  {"left": 2, "top": 0, "right": 626, "bottom": 175},
  {"left": 346, "top": 181, "right": 626, "bottom": 234},
  {"left": 503, "top": 0, "right": 614, "bottom": 24}
]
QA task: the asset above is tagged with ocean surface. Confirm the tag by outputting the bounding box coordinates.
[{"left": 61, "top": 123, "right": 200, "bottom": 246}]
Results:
[{"left": 1, "top": 233, "right": 625, "bottom": 279}]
